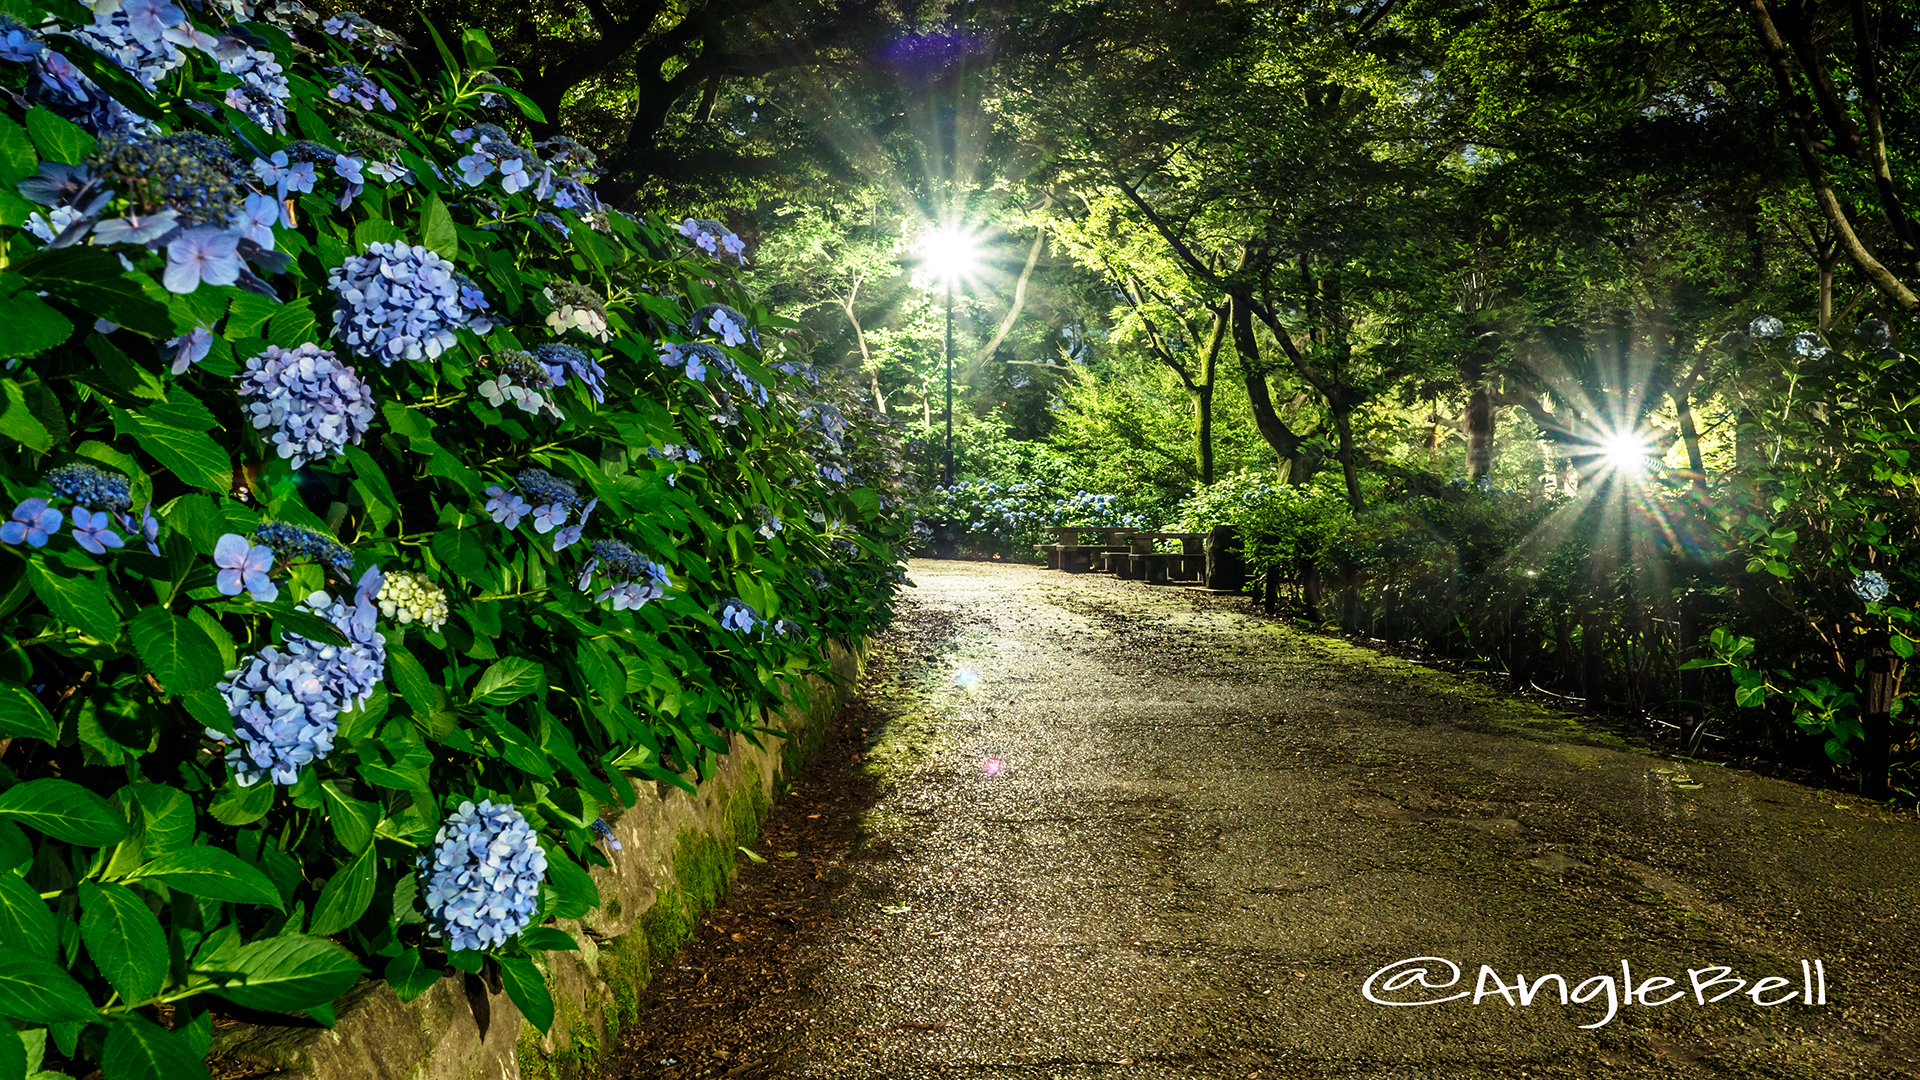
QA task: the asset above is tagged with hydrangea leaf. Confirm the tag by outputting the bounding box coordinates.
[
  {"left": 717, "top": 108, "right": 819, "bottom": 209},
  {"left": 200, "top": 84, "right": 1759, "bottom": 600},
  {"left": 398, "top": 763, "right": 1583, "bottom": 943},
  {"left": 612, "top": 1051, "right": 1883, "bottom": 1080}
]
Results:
[
  {"left": 201, "top": 933, "right": 363, "bottom": 1014},
  {"left": 128, "top": 783, "right": 193, "bottom": 861},
  {"left": 496, "top": 955, "right": 552, "bottom": 1034},
  {"left": 318, "top": 782, "right": 380, "bottom": 855},
  {"left": 383, "top": 949, "right": 441, "bottom": 1004},
  {"left": 99, "top": 1015, "right": 208, "bottom": 1080},
  {"left": 107, "top": 398, "right": 232, "bottom": 494},
  {"left": 421, "top": 195, "right": 457, "bottom": 261},
  {"left": 472, "top": 657, "right": 544, "bottom": 706},
  {"left": 0, "top": 777, "right": 127, "bottom": 846},
  {"left": 0, "top": 955, "right": 97, "bottom": 1022},
  {"left": 21, "top": 106, "right": 93, "bottom": 166},
  {"left": 207, "top": 775, "right": 273, "bottom": 827},
  {"left": 128, "top": 608, "right": 224, "bottom": 696},
  {"left": 0, "top": 1021, "right": 21, "bottom": 1080},
  {"left": 0, "top": 290, "right": 71, "bottom": 364},
  {"left": 0, "top": 116, "right": 32, "bottom": 185},
  {"left": 78, "top": 882, "right": 167, "bottom": 1005},
  {"left": 306, "top": 844, "right": 376, "bottom": 936},
  {"left": 539, "top": 845, "right": 597, "bottom": 919},
  {"left": 10, "top": 248, "right": 172, "bottom": 337},
  {"left": 0, "top": 870, "right": 55, "bottom": 961},
  {"left": 124, "top": 845, "right": 283, "bottom": 908},
  {"left": 0, "top": 682, "right": 56, "bottom": 741}
]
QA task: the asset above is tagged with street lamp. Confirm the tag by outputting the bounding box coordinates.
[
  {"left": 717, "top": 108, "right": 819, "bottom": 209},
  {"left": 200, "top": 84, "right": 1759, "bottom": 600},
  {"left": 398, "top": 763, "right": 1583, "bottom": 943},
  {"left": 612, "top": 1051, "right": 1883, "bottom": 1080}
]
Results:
[{"left": 920, "top": 227, "right": 979, "bottom": 487}]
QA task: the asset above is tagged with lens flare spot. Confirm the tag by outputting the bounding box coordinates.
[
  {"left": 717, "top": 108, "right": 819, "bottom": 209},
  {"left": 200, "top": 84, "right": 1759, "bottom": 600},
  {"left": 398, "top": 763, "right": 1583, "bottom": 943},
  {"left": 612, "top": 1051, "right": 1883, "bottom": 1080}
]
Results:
[
  {"left": 952, "top": 664, "right": 981, "bottom": 689},
  {"left": 980, "top": 754, "right": 1006, "bottom": 778}
]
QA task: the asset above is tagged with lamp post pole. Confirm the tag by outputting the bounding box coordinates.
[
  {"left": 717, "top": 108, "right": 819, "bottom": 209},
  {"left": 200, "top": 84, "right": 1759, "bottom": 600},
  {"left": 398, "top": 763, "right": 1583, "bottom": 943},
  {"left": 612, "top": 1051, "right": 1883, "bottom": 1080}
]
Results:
[{"left": 943, "top": 277, "right": 954, "bottom": 487}]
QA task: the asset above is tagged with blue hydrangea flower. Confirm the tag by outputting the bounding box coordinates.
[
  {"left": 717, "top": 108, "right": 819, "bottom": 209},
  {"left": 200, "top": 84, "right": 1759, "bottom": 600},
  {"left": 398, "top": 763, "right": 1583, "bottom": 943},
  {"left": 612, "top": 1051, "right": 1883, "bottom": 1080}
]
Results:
[
  {"left": 718, "top": 597, "right": 761, "bottom": 634},
  {"left": 129, "top": 503, "right": 160, "bottom": 556},
  {"left": 214, "top": 532, "right": 279, "bottom": 601},
  {"left": 239, "top": 343, "right": 377, "bottom": 469},
  {"left": 531, "top": 343, "right": 607, "bottom": 403},
  {"left": 553, "top": 498, "right": 596, "bottom": 551},
  {"left": 805, "top": 566, "right": 828, "bottom": 591},
  {"left": 164, "top": 227, "right": 242, "bottom": 294},
  {"left": 485, "top": 484, "right": 531, "bottom": 528},
  {"left": 576, "top": 539, "right": 671, "bottom": 611},
  {"left": 45, "top": 463, "right": 132, "bottom": 514},
  {"left": 1786, "top": 331, "right": 1829, "bottom": 361},
  {"left": 1857, "top": 319, "right": 1894, "bottom": 350},
  {"left": 2, "top": 499, "right": 62, "bottom": 547},
  {"left": 328, "top": 241, "right": 494, "bottom": 363},
  {"left": 1749, "top": 315, "right": 1784, "bottom": 340},
  {"left": 254, "top": 521, "right": 353, "bottom": 576},
  {"left": 0, "top": 17, "right": 43, "bottom": 62},
  {"left": 677, "top": 218, "right": 746, "bottom": 264},
  {"left": 657, "top": 340, "right": 721, "bottom": 382},
  {"left": 590, "top": 817, "right": 622, "bottom": 851},
  {"left": 1854, "top": 571, "right": 1891, "bottom": 603},
  {"left": 209, "top": 567, "right": 385, "bottom": 786},
  {"left": 752, "top": 504, "right": 782, "bottom": 539},
  {"left": 418, "top": 800, "right": 547, "bottom": 952},
  {"left": 69, "top": 508, "right": 124, "bottom": 555},
  {"left": 164, "top": 325, "right": 214, "bottom": 375},
  {"left": 531, "top": 501, "right": 567, "bottom": 534}
]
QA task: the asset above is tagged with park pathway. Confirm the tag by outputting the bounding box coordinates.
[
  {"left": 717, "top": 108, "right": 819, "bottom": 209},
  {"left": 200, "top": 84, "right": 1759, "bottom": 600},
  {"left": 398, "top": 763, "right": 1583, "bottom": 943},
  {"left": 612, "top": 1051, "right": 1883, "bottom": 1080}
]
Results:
[{"left": 617, "top": 560, "right": 1920, "bottom": 1080}]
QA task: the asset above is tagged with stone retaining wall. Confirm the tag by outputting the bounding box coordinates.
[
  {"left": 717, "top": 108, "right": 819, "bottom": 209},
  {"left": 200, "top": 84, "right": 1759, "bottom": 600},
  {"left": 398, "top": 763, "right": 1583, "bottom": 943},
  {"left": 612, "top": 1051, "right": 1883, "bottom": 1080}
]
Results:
[{"left": 208, "top": 640, "right": 865, "bottom": 1080}]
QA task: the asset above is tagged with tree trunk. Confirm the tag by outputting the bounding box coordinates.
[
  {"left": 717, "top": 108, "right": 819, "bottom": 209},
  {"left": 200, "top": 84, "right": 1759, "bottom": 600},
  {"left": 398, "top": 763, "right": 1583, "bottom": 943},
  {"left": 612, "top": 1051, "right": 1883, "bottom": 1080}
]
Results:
[
  {"left": 1194, "top": 309, "right": 1226, "bottom": 485},
  {"left": 1463, "top": 331, "right": 1496, "bottom": 481},
  {"left": 1330, "top": 394, "right": 1365, "bottom": 513},
  {"left": 1231, "top": 293, "right": 1309, "bottom": 477}
]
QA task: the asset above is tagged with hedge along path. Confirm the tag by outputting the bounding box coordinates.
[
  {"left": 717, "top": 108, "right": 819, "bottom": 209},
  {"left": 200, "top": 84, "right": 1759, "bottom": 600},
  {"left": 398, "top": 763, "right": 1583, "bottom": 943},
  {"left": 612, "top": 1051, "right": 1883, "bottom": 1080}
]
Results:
[{"left": 0, "top": 5, "right": 908, "bottom": 1080}]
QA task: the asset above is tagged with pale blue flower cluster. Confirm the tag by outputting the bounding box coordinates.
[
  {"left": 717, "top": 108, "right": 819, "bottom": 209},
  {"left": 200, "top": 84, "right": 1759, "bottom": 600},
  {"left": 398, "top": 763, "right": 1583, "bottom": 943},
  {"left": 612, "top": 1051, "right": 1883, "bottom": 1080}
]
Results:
[
  {"left": 215, "top": 31, "right": 290, "bottom": 133},
  {"left": 1749, "top": 315, "right": 1784, "bottom": 340},
  {"left": 690, "top": 303, "right": 756, "bottom": 349},
  {"left": 210, "top": 567, "right": 386, "bottom": 786},
  {"left": 752, "top": 503, "right": 782, "bottom": 538},
  {"left": 1786, "top": 331, "right": 1829, "bottom": 361},
  {"left": 329, "top": 241, "right": 494, "bottom": 363},
  {"left": 532, "top": 343, "right": 608, "bottom": 403},
  {"left": 718, "top": 597, "right": 762, "bottom": 633},
  {"left": 1858, "top": 319, "right": 1894, "bottom": 351},
  {"left": 577, "top": 539, "right": 670, "bottom": 610},
  {"left": 452, "top": 124, "right": 547, "bottom": 196},
  {"left": 255, "top": 520, "right": 354, "bottom": 576},
  {"left": 4, "top": 465, "right": 157, "bottom": 555},
  {"left": 238, "top": 343, "right": 377, "bottom": 468},
  {"left": 418, "top": 800, "right": 547, "bottom": 952},
  {"left": 677, "top": 218, "right": 746, "bottom": 264},
  {"left": 326, "top": 63, "right": 396, "bottom": 111},
  {"left": 1854, "top": 570, "right": 1890, "bottom": 603}
]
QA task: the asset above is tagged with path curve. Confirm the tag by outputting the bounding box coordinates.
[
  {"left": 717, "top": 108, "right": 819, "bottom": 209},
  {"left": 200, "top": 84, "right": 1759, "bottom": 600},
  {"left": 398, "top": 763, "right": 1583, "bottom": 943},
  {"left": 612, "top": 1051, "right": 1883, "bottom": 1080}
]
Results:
[{"left": 620, "top": 559, "right": 1920, "bottom": 1080}]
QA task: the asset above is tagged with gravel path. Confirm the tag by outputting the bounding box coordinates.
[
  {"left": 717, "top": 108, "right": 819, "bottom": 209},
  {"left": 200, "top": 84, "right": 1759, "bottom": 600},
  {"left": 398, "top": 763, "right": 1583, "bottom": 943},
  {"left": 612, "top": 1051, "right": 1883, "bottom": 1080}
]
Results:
[{"left": 612, "top": 559, "right": 1920, "bottom": 1080}]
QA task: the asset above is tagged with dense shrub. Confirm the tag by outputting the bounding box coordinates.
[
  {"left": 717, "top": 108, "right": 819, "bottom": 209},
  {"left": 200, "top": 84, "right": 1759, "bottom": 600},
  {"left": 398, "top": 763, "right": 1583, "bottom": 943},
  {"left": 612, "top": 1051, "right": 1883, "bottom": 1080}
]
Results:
[
  {"left": 913, "top": 481, "right": 1147, "bottom": 560},
  {"left": 0, "top": 2, "right": 906, "bottom": 1076}
]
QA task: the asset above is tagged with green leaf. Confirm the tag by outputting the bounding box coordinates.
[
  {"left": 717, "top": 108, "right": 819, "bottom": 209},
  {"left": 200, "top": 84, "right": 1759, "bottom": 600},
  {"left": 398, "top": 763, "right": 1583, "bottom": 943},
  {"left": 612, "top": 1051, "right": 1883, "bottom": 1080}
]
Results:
[
  {"left": 472, "top": 657, "right": 544, "bottom": 706},
  {"left": 319, "top": 782, "right": 379, "bottom": 855},
  {"left": 384, "top": 949, "right": 441, "bottom": 1003},
  {"left": 0, "top": 116, "right": 33, "bottom": 185},
  {"left": 0, "top": 955, "right": 98, "bottom": 1022},
  {"left": 421, "top": 194, "right": 457, "bottom": 260},
  {"left": 306, "top": 845, "right": 376, "bottom": 936},
  {"left": 0, "top": 1023, "right": 20, "bottom": 1080},
  {"left": 109, "top": 397, "right": 233, "bottom": 494},
  {"left": 24, "top": 560, "right": 120, "bottom": 643},
  {"left": 495, "top": 86, "right": 547, "bottom": 125},
  {"left": 0, "top": 683, "right": 56, "bottom": 741},
  {"left": 0, "top": 871, "right": 54, "bottom": 961},
  {"left": 1893, "top": 634, "right": 1915, "bottom": 660},
  {"left": 100, "top": 1015, "right": 209, "bottom": 1080},
  {"left": 79, "top": 882, "right": 167, "bottom": 1005},
  {"left": 22, "top": 106, "right": 93, "bottom": 165},
  {"left": 127, "top": 608, "right": 224, "bottom": 696},
  {"left": 10, "top": 247, "right": 171, "bottom": 336},
  {"left": 430, "top": 528, "right": 495, "bottom": 589},
  {"left": 520, "top": 927, "right": 580, "bottom": 957},
  {"left": 496, "top": 955, "right": 552, "bottom": 1033},
  {"left": 0, "top": 778, "right": 127, "bottom": 846},
  {"left": 541, "top": 846, "right": 598, "bottom": 919},
  {"left": 387, "top": 646, "right": 438, "bottom": 721},
  {"left": 0, "top": 379, "right": 50, "bottom": 452},
  {"left": 202, "top": 933, "right": 363, "bottom": 1014},
  {"left": 207, "top": 771, "right": 273, "bottom": 825},
  {"left": 0, "top": 290, "right": 72, "bottom": 362},
  {"left": 124, "top": 845, "right": 282, "bottom": 908},
  {"left": 267, "top": 297, "right": 316, "bottom": 350},
  {"left": 130, "top": 783, "right": 193, "bottom": 860},
  {"left": 459, "top": 27, "right": 496, "bottom": 69}
]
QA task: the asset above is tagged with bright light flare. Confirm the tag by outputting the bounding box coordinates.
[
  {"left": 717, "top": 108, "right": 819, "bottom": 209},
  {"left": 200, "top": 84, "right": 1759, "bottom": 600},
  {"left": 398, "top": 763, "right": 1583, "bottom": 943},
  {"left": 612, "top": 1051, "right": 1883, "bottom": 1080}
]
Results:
[
  {"left": 980, "top": 752, "right": 1005, "bottom": 778},
  {"left": 919, "top": 226, "right": 980, "bottom": 286},
  {"left": 1598, "top": 431, "right": 1656, "bottom": 475}
]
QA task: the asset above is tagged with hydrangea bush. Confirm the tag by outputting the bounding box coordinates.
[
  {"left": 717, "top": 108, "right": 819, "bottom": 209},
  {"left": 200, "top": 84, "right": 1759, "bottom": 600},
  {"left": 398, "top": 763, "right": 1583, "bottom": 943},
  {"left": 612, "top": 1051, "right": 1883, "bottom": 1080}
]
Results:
[
  {"left": 0, "top": 3, "right": 907, "bottom": 1075},
  {"left": 913, "top": 480, "right": 1148, "bottom": 559},
  {"left": 1684, "top": 315, "right": 1916, "bottom": 771}
]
